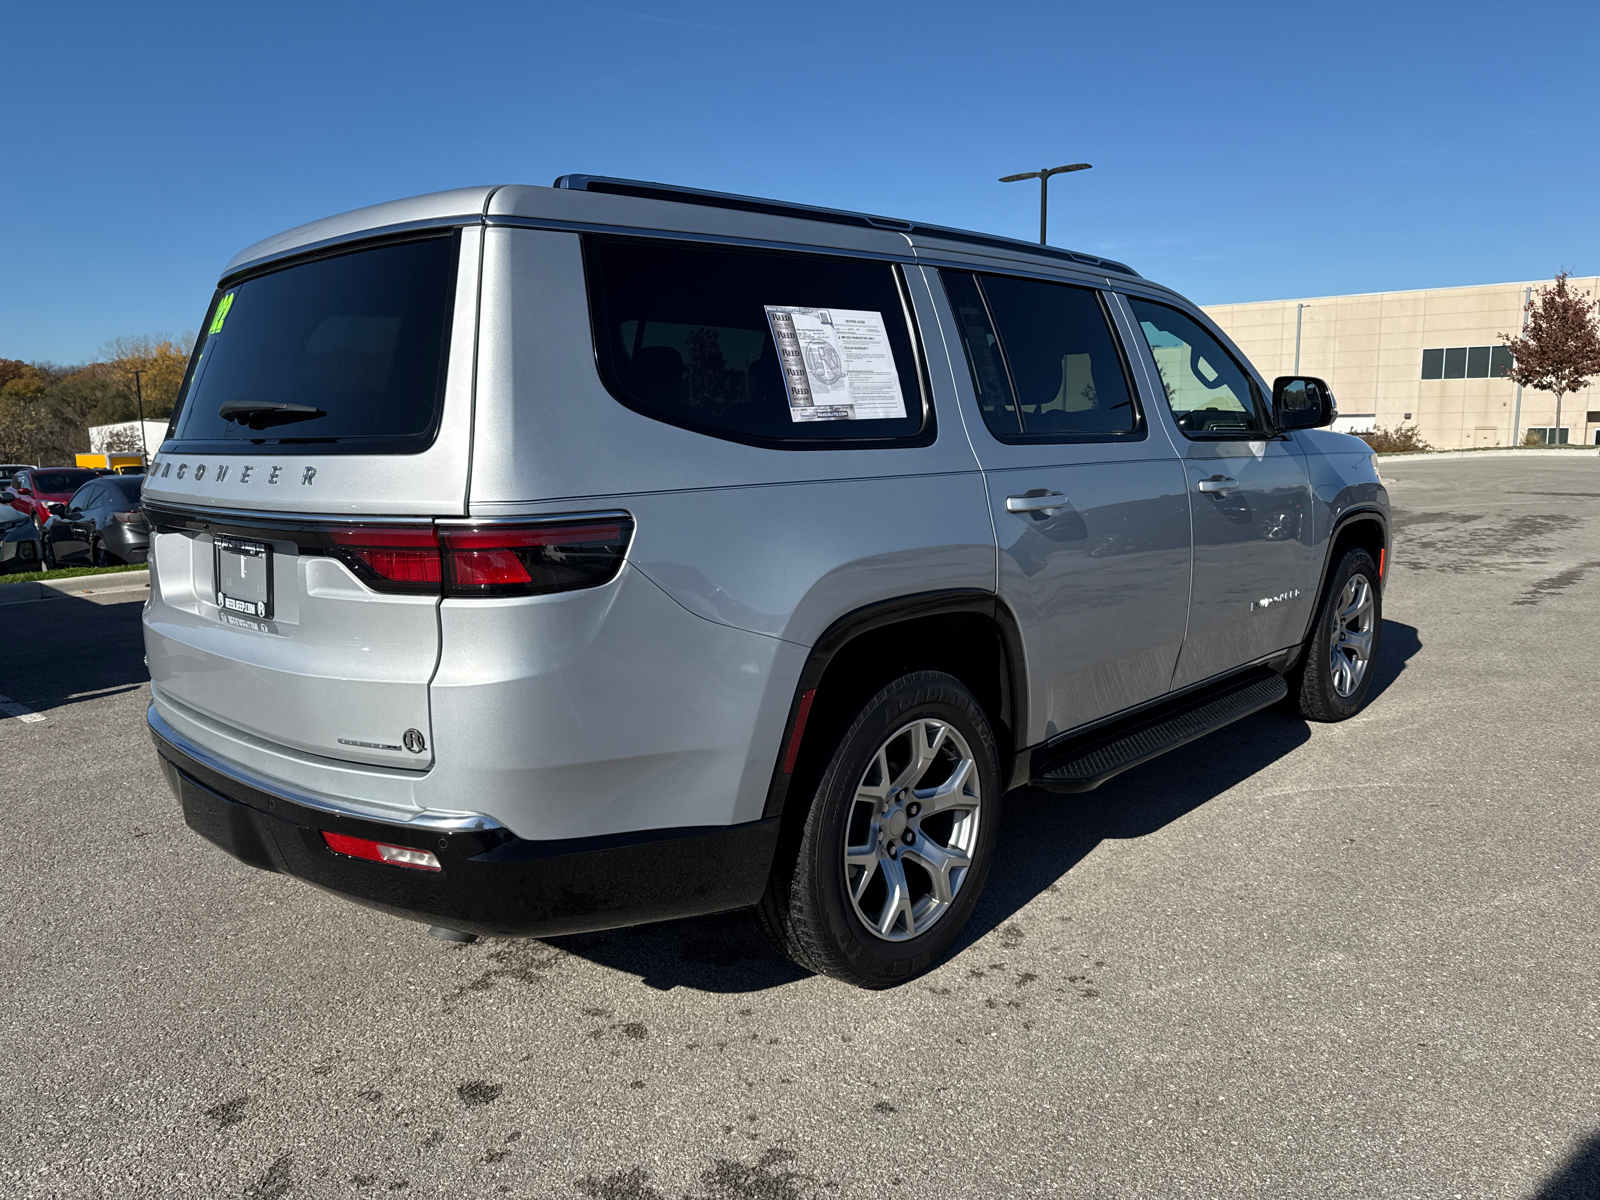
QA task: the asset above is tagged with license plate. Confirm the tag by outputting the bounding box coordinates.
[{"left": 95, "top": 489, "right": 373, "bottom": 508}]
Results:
[{"left": 214, "top": 536, "right": 273, "bottom": 619}]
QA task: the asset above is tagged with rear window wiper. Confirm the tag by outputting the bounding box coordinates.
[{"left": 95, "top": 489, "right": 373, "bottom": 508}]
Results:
[{"left": 218, "top": 400, "right": 327, "bottom": 430}]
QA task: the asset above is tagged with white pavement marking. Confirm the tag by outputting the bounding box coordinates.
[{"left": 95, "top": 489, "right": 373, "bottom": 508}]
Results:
[{"left": 0, "top": 693, "right": 46, "bottom": 723}]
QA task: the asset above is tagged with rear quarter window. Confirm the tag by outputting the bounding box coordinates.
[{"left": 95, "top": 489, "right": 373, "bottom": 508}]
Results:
[{"left": 583, "top": 236, "right": 930, "bottom": 448}]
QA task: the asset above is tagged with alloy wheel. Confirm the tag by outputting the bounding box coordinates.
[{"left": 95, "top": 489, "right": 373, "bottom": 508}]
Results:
[
  {"left": 1329, "top": 574, "right": 1375, "bottom": 697},
  {"left": 843, "top": 718, "right": 982, "bottom": 942}
]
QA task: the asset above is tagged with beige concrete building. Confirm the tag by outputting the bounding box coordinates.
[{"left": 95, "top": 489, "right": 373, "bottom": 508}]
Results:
[{"left": 1204, "top": 278, "right": 1600, "bottom": 450}]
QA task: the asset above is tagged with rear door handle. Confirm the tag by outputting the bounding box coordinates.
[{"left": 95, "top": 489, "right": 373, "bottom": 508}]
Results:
[
  {"left": 1196, "top": 476, "right": 1240, "bottom": 494},
  {"left": 1005, "top": 490, "right": 1069, "bottom": 514}
]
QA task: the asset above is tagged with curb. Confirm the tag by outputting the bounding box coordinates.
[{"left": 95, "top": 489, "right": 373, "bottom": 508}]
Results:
[
  {"left": 0, "top": 569, "right": 150, "bottom": 607},
  {"left": 1379, "top": 448, "right": 1600, "bottom": 461}
]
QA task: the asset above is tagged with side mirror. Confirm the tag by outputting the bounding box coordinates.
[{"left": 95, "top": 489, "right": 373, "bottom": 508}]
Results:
[
  {"left": 46, "top": 502, "right": 67, "bottom": 517},
  {"left": 1272, "top": 376, "right": 1336, "bottom": 431}
]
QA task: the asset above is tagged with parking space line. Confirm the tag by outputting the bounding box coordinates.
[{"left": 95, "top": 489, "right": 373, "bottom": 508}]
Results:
[{"left": 0, "top": 693, "right": 46, "bottom": 723}]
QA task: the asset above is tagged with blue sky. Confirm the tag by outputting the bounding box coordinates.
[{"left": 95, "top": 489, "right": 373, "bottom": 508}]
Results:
[{"left": 5, "top": 0, "right": 1597, "bottom": 364}]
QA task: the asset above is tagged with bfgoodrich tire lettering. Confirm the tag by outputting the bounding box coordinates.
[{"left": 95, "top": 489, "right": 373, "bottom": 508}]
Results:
[
  {"left": 1291, "top": 547, "right": 1382, "bottom": 722},
  {"left": 760, "top": 671, "right": 1001, "bottom": 988}
]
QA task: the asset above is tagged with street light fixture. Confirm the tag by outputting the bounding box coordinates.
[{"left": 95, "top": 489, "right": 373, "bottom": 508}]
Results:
[
  {"left": 132, "top": 369, "right": 149, "bottom": 466},
  {"left": 999, "top": 163, "right": 1092, "bottom": 246}
]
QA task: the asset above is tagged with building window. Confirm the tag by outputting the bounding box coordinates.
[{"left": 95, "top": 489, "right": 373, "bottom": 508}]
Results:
[
  {"left": 1586, "top": 411, "right": 1600, "bottom": 422},
  {"left": 1526, "top": 427, "right": 1569, "bottom": 445},
  {"left": 1421, "top": 345, "right": 1514, "bottom": 380}
]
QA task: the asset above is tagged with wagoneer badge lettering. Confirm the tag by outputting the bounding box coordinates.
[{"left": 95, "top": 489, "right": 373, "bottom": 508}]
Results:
[
  {"left": 1251, "top": 589, "right": 1301, "bottom": 611},
  {"left": 268, "top": 466, "right": 281, "bottom": 484},
  {"left": 338, "top": 737, "right": 404, "bottom": 752}
]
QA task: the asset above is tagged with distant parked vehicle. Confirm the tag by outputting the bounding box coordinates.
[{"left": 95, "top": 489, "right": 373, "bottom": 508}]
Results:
[
  {"left": 0, "top": 464, "right": 35, "bottom": 490},
  {"left": 42, "top": 474, "right": 148, "bottom": 567},
  {"left": 0, "top": 504, "right": 43, "bottom": 574},
  {"left": 5, "top": 468, "right": 101, "bottom": 538}
]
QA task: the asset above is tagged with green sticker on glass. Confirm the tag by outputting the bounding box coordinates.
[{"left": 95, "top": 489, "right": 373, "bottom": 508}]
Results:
[{"left": 208, "top": 291, "right": 235, "bottom": 336}]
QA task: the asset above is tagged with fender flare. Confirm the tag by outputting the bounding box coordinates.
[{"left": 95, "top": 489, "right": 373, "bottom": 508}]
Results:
[
  {"left": 760, "top": 589, "right": 1030, "bottom": 819},
  {"left": 1291, "top": 506, "right": 1390, "bottom": 662}
]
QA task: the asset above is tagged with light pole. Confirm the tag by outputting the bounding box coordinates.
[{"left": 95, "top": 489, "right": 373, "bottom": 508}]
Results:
[
  {"left": 1510, "top": 285, "right": 1530, "bottom": 446},
  {"left": 999, "top": 163, "right": 1092, "bottom": 246},
  {"left": 133, "top": 369, "right": 149, "bottom": 467},
  {"left": 1294, "top": 303, "right": 1308, "bottom": 374}
]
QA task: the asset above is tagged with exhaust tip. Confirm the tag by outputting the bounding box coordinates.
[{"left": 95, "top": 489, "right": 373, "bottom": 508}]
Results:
[{"left": 428, "top": 925, "right": 478, "bottom": 944}]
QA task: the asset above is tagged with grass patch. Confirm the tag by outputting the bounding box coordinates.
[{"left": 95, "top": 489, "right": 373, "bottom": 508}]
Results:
[{"left": 0, "top": 562, "right": 147, "bottom": 586}]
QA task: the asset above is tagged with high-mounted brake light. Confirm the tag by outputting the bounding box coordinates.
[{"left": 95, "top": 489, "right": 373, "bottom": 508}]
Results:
[{"left": 322, "top": 830, "right": 442, "bottom": 872}]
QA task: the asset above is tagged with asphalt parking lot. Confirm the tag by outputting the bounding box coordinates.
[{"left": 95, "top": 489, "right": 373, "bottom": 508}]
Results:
[{"left": 2, "top": 454, "right": 1596, "bottom": 1200}]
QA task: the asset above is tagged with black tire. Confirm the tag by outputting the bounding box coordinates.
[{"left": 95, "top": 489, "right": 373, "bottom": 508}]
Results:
[
  {"left": 1289, "top": 547, "right": 1382, "bottom": 722},
  {"left": 39, "top": 531, "right": 56, "bottom": 571},
  {"left": 757, "top": 671, "right": 1002, "bottom": 988},
  {"left": 92, "top": 538, "right": 115, "bottom": 567}
]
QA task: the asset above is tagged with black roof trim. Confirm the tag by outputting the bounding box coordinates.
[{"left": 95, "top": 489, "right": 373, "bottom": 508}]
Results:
[{"left": 552, "top": 174, "right": 1139, "bottom": 278}]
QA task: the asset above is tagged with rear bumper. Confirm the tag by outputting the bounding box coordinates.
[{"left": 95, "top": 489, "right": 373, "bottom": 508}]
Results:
[{"left": 150, "top": 709, "right": 780, "bottom": 938}]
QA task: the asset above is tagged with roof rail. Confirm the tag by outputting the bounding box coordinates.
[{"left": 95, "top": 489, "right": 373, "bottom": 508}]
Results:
[{"left": 551, "top": 174, "right": 1139, "bottom": 278}]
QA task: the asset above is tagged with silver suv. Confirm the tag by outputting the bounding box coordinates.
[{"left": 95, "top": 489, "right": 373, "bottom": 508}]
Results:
[{"left": 143, "top": 177, "right": 1388, "bottom": 987}]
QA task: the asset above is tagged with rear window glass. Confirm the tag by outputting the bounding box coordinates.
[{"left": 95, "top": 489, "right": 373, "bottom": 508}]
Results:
[
  {"left": 168, "top": 235, "right": 459, "bottom": 452},
  {"left": 34, "top": 471, "right": 98, "bottom": 492},
  {"left": 108, "top": 476, "right": 144, "bottom": 503},
  {"left": 584, "top": 237, "right": 927, "bottom": 446}
]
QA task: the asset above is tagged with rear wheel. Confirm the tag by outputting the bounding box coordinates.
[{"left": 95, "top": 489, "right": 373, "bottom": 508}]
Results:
[
  {"left": 1290, "top": 547, "right": 1382, "bottom": 721},
  {"left": 758, "top": 671, "right": 1001, "bottom": 988}
]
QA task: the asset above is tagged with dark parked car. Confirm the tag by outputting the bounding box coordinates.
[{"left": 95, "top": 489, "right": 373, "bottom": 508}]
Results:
[
  {"left": 5, "top": 468, "right": 101, "bottom": 536},
  {"left": 0, "top": 464, "right": 34, "bottom": 489},
  {"left": 0, "top": 503, "right": 43, "bottom": 574},
  {"left": 42, "top": 474, "right": 148, "bottom": 567}
]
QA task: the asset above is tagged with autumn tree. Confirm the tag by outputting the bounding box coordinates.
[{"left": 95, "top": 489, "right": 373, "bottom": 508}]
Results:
[
  {"left": 1499, "top": 272, "right": 1600, "bottom": 444},
  {"left": 97, "top": 334, "right": 195, "bottom": 423}
]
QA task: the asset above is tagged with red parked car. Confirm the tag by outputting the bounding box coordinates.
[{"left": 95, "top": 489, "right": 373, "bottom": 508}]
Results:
[{"left": 4, "top": 468, "right": 101, "bottom": 536}]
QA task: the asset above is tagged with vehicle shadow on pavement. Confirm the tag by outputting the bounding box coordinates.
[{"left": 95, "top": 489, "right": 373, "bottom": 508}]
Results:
[
  {"left": 550, "top": 621, "right": 1423, "bottom": 993},
  {"left": 0, "top": 593, "right": 149, "bottom": 716},
  {"left": 1530, "top": 1131, "right": 1600, "bottom": 1199}
]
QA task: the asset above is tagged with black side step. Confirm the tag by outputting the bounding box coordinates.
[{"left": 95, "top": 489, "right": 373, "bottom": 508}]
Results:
[{"left": 1030, "top": 671, "right": 1289, "bottom": 794}]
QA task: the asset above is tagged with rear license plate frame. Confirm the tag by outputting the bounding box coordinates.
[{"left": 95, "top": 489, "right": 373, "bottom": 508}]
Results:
[{"left": 214, "top": 536, "right": 273, "bottom": 620}]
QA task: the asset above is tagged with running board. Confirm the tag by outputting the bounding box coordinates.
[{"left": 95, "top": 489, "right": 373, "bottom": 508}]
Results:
[{"left": 1030, "top": 671, "right": 1289, "bottom": 794}]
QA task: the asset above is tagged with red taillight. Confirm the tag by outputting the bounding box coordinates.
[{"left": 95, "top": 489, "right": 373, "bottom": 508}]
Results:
[
  {"left": 439, "top": 520, "right": 631, "bottom": 597},
  {"left": 1378, "top": 547, "right": 1385, "bottom": 579},
  {"left": 329, "top": 526, "right": 442, "bottom": 590},
  {"left": 321, "top": 831, "right": 442, "bottom": 872},
  {"left": 320, "top": 518, "right": 632, "bottom": 597}
]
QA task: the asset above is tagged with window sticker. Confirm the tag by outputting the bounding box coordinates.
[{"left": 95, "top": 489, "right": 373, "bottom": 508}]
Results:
[
  {"left": 208, "top": 291, "right": 236, "bottom": 336},
  {"left": 763, "top": 306, "right": 907, "bottom": 422}
]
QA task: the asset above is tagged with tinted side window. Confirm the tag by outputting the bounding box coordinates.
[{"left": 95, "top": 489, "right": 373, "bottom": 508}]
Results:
[
  {"left": 1128, "top": 298, "right": 1267, "bottom": 437},
  {"left": 585, "top": 237, "right": 926, "bottom": 446},
  {"left": 72, "top": 484, "right": 102, "bottom": 510},
  {"left": 948, "top": 272, "right": 1139, "bottom": 439},
  {"left": 940, "top": 271, "right": 1021, "bottom": 438}
]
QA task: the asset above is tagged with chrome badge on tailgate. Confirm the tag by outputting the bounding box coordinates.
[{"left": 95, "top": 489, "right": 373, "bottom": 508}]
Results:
[{"left": 214, "top": 536, "right": 273, "bottom": 619}]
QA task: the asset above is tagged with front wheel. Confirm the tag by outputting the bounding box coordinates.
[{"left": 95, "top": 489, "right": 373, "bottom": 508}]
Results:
[
  {"left": 1290, "top": 547, "right": 1382, "bottom": 721},
  {"left": 759, "top": 671, "right": 1001, "bottom": 988}
]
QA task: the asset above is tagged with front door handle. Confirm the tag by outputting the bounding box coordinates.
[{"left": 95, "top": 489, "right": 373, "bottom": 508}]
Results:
[
  {"left": 1005, "top": 490, "right": 1069, "bottom": 514},
  {"left": 1196, "top": 476, "right": 1240, "bottom": 495}
]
